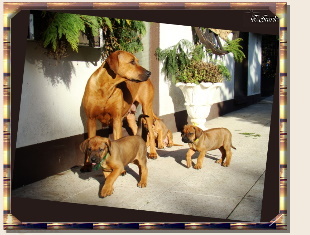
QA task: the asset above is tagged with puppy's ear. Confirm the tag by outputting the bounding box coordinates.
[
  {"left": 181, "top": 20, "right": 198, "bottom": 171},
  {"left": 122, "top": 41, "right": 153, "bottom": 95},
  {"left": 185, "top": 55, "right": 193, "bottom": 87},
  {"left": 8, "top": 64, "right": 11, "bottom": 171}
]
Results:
[
  {"left": 106, "top": 51, "right": 120, "bottom": 74},
  {"left": 80, "top": 139, "right": 90, "bottom": 153},
  {"left": 194, "top": 126, "right": 203, "bottom": 139},
  {"left": 182, "top": 124, "right": 188, "bottom": 134},
  {"left": 104, "top": 139, "right": 111, "bottom": 150}
]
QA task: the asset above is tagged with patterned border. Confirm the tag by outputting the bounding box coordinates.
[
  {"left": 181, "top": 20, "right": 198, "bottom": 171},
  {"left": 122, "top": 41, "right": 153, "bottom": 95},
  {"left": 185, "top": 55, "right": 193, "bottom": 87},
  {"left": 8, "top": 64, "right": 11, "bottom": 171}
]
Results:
[{"left": 3, "top": 2, "right": 287, "bottom": 231}]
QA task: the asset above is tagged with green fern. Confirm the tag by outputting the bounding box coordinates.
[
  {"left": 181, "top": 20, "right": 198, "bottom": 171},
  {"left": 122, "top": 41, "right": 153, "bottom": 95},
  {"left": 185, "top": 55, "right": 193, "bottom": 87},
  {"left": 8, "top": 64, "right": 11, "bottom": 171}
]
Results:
[
  {"left": 43, "top": 13, "right": 85, "bottom": 53},
  {"left": 40, "top": 12, "right": 146, "bottom": 59},
  {"left": 102, "top": 17, "right": 113, "bottom": 31},
  {"left": 223, "top": 38, "right": 246, "bottom": 63},
  {"left": 80, "top": 15, "right": 101, "bottom": 37},
  {"left": 155, "top": 39, "right": 232, "bottom": 84},
  {"left": 155, "top": 39, "right": 196, "bottom": 81}
]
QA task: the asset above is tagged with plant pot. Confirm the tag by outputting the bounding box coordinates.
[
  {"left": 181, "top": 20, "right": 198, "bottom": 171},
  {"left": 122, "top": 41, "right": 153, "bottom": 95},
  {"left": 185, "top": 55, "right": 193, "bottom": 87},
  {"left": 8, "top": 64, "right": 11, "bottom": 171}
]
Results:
[{"left": 176, "top": 82, "right": 223, "bottom": 130}]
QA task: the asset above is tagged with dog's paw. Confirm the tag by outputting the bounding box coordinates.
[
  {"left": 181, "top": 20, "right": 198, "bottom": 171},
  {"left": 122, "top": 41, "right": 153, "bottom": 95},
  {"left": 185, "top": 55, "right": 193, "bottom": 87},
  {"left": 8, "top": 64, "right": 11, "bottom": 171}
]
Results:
[
  {"left": 137, "top": 181, "right": 147, "bottom": 188},
  {"left": 193, "top": 164, "right": 202, "bottom": 169},
  {"left": 157, "top": 144, "right": 165, "bottom": 149},
  {"left": 222, "top": 162, "right": 229, "bottom": 167},
  {"left": 215, "top": 159, "right": 222, "bottom": 164},
  {"left": 167, "top": 143, "right": 173, "bottom": 148},
  {"left": 80, "top": 164, "right": 92, "bottom": 173},
  {"left": 101, "top": 187, "right": 114, "bottom": 197},
  {"left": 186, "top": 162, "right": 192, "bottom": 168},
  {"left": 148, "top": 153, "right": 158, "bottom": 159}
]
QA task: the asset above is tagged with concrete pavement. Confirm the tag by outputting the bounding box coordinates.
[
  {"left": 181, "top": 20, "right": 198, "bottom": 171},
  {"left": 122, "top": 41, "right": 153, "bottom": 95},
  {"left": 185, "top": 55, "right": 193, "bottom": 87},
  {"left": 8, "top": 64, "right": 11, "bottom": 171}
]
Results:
[{"left": 12, "top": 96, "right": 273, "bottom": 222}]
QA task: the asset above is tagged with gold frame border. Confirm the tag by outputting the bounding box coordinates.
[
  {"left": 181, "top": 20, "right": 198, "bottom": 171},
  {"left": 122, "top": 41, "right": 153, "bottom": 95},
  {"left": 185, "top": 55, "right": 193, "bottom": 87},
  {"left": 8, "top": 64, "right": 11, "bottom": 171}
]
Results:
[{"left": 3, "top": 2, "right": 288, "bottom": 231}]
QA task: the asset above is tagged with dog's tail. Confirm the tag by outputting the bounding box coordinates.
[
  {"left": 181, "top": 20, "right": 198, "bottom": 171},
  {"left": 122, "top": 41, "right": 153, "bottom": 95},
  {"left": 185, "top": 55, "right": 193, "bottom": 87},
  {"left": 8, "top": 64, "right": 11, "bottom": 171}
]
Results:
[
  {"left": 172, "top": 143, "right": 184, "bottom": 146},
  {"left": 137, "top": 114, "right": 149, "bottom": 137}
]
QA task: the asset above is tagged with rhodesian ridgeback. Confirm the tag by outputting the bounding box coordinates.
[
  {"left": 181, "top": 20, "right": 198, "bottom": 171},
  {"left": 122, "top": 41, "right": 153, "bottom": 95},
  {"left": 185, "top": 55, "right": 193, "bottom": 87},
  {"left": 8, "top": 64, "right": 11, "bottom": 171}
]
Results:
[
  {"left": 181, "top": 125, "right": 236, "bottom": 169},
  {"left": 80, "top": 115, "right": 149, "bottom": 197},
  {"left": 143, "top": 117, "right": 182, "bottom": 149},
  {"left": 81, "top": 50, "right": 157, "bottom": 172}
]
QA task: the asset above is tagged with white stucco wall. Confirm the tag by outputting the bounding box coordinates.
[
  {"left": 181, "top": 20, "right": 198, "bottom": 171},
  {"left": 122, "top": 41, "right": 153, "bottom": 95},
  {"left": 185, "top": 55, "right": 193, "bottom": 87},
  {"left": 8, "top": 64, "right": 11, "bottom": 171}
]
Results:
[
  {"left": 16, "top": 43, "right": 102, "bottom": 148},
  {"left": 158, "top": 23, "right": 235, "bottom": 117},
  {"left": 248, "top": 33, "right": 262, "bottom": 95}
]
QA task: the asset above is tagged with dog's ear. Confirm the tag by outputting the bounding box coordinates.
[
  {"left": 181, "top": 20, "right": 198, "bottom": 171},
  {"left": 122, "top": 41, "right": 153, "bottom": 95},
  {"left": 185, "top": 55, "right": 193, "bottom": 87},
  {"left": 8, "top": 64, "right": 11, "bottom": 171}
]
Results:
[
  {"left": 106, "top": 51, "right": 120, "bottom": 74},
  {"left": 103, "top": 139, "right": 111, "bottom": 150},
  {"left": 182, "top": 124, "right": 189, "bottom": 134},
  {"left": 80, "top": 139, "right": 90, "bottom": 153},
  {"left": 194, "top": 126, "right": 203, "bottom": 139}
]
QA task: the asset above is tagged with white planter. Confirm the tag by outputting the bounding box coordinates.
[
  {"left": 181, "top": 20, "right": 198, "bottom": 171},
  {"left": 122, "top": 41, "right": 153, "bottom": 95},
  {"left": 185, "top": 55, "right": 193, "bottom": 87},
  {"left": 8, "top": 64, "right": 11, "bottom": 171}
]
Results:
[{"left": 176, "top": 82, "right": 223, "bottom": 130}]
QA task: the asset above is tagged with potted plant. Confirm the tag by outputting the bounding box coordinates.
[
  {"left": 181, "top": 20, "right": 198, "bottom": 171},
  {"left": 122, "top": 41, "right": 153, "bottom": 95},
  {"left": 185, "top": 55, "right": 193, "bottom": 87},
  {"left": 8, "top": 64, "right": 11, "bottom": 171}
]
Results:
[{"left": 155, "top": 38, "right": 243, "bottom": 130}]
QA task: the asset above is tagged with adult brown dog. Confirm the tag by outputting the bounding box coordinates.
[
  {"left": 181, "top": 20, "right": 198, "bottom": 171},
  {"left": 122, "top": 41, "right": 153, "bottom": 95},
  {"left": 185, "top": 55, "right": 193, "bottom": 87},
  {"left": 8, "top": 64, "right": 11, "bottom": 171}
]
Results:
[
  {"left": 80, "top": 115, "right": 148, "bottom": 197},
  {"left": 181, "top": 125, "right": 236, "bottom": 169},
  {"left": 81, "top": 50, "right": 157, "bottom": 172},
  {"left": 143, "top": 117, "right": 182, "bottom": 149}
]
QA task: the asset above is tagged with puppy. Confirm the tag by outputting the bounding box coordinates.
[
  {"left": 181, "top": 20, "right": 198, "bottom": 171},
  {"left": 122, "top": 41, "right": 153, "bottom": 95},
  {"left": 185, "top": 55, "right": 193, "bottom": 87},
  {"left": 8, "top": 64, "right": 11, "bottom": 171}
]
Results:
[
  {"left": 142, "top": 116, "right": 182, "bottom": 149},
  {"left": 181, "top": 125, "right": 236, "bottom": 169},
  {"left": 80, "top": 115, "right": 149, "bottom": 197}
]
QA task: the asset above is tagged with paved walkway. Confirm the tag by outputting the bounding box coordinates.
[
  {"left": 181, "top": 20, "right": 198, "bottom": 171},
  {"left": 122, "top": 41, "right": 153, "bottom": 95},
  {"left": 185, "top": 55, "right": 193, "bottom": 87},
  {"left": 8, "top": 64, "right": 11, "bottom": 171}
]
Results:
[{"left": 12, "top": 96, "right": 273, "bottom": 222}]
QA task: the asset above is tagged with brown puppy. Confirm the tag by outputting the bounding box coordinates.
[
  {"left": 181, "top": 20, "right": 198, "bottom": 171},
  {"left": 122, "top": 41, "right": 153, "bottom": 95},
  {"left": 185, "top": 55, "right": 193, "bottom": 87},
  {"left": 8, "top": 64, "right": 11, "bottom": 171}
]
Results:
[
  {"left": 143, "top": 117, "right": 182, "bottom": 149},
  {"left": 181, "top": 125, "right": 236, "bottom": 169},
  {"left": 81, "top": 50, "right": 158, "bottom": 172},
  {"left": 80, "top": 115, "right": 148, "bottom": 197}
]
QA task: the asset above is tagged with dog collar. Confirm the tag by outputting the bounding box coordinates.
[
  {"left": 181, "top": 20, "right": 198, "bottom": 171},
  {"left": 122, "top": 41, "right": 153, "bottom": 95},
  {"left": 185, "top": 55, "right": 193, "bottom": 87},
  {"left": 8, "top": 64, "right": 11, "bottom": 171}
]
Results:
[
  {"left": 194, "top": 138, "right": 199, "bottom": 143},
  {"left": 93, "top": 153, "right": 110, "bottom": 170},
  {"left": 102, "top": 152, "right": 109, "bottom": 160}
]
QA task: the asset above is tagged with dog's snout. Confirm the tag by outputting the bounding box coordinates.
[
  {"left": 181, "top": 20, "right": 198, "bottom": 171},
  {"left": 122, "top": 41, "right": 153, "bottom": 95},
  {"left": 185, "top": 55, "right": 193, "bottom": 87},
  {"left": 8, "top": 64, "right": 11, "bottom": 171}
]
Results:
[
  {"left": 136, "top": 69, "right": 151, "bottom": 82},
  {"left": 181, "top": 136, "right": 190, "bottom": 143},
  {"left": 91, "top": 157, "right": 97, "bottom": 162}
]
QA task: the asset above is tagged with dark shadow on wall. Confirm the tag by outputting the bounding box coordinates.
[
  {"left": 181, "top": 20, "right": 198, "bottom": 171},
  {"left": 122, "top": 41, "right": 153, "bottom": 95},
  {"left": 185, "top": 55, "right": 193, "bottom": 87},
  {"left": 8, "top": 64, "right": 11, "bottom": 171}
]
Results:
[
  {"left": 25, "top": 41, "right": 103, "bottom": 139},
  {"left": 41, "top": 59, "right": 76, "bottom": 89},
  {"left": 25, "top": 41, "right": 102, "bottom": 90}
]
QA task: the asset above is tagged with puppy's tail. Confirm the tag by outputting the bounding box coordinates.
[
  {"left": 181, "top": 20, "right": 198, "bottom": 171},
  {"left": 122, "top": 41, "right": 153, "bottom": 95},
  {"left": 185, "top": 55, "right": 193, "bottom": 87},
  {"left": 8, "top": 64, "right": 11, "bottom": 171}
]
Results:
[
  {"left": 172, "top": 143, "right": 184, "bottom": 146},
  {"left": 137, "top": 114, "right": 149, "bottom": 137}
]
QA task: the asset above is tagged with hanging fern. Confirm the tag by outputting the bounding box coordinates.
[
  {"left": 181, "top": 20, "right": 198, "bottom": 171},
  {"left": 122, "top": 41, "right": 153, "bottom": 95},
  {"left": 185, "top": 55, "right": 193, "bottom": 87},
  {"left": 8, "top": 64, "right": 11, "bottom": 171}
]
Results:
[
  {"left": 80, "top": 15, "right": 101, "bottom": 37},
  {"left": 223, "top": 38, "right": 246, "bottom": 63},
  {"left": 104, "top": 19, "right": 146, "bottom": 57},
  {"left": 155, "top": 39, "right": 198, "bottom": 82},
  {"left": 38, "top": 12, "right": 146, "bottom": 60},
  {"left": 155, "top": 39, "right": 231, "bottom": 84},
  {"left": 42, "top": 13, "right": 85, "bottom": 55}
]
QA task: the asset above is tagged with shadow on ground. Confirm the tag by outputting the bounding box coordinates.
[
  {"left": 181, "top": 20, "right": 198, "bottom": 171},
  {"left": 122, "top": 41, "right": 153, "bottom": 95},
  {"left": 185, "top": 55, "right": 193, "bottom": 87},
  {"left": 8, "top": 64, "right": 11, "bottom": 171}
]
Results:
[
  {"left": 70, "top": 164, "right": 142, "bottom": 198},
  {"left": 155, "top": 148, "right": 221, "bottom": 169}
]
